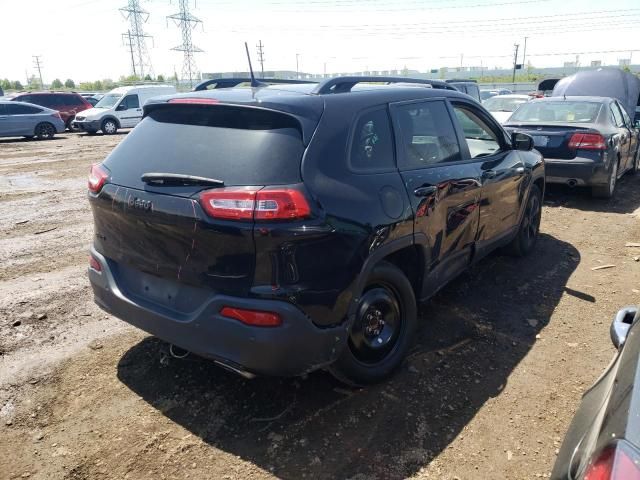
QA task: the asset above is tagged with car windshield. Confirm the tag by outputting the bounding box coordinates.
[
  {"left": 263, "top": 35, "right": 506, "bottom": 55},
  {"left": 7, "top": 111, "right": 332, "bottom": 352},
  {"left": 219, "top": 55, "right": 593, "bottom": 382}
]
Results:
[
  {"left": 484, "top": 97, "right": 528, "bottom": 112},
  {"left": 94, "top": 93, "right": 122, "bottom": 109},
  {"left": 509, "top": 101, "right": 602, "bottom": 123}
]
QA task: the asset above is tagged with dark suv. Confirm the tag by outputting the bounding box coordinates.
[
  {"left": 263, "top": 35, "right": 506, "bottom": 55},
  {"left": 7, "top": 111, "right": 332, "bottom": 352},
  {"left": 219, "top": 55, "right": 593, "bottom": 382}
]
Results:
[
  {"left": 87, "top": 76, "right": 544, "bottom": 385},
  {"left": 11, "top": 92, "right": 92, "bottom": 130}
]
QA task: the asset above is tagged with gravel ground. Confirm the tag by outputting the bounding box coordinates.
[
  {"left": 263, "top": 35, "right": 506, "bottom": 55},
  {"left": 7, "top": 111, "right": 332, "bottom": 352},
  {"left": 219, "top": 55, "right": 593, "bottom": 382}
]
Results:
[{"left": 1, "top": 131, "right": 639, "bottom": 480}]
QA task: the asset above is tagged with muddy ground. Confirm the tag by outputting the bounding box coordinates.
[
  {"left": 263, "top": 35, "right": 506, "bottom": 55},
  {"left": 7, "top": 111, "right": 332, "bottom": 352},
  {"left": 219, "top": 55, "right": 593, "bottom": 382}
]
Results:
[{"left": 1, "top": 131, "right": 639, "bottom": 480}]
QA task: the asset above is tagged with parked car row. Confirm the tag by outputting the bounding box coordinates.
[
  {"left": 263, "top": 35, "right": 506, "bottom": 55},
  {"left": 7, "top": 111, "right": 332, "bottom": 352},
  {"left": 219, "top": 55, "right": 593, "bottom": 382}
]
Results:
[{"left": 0, "top": 85, "right": 176, "bottom": 139}]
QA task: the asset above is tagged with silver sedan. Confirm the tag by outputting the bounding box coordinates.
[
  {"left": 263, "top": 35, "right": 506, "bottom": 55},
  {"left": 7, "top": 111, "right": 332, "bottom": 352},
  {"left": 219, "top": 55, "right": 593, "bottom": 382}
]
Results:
[{"left": 0, "top": 100, "right": 66, "bottom": 140}]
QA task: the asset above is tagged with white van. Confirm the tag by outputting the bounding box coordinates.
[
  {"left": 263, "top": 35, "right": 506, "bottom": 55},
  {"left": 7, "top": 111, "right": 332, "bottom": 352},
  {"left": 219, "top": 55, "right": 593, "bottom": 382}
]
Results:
[{"left": 72, "top": 85, "right": 176, "bottom": 135}]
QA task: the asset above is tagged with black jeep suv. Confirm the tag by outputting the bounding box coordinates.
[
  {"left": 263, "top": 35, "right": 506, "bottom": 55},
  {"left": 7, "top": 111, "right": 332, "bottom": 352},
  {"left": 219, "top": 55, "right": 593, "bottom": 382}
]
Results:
[{"left": 87, "top": 76, "right": 544, "bottom": 385}]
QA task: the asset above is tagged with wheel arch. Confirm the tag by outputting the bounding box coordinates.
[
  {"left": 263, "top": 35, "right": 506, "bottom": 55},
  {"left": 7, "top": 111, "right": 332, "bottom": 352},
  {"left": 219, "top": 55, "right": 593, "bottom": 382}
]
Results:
[
  {"left": 348, "top": 235, "right": 428, "bottom": 321},
  {"left": 101, "top": 116, "right": 121, "bottom": 129}
]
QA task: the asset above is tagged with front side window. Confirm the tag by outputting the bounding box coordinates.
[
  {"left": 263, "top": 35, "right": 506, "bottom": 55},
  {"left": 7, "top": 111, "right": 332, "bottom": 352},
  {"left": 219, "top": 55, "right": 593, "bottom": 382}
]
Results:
[
  {"left": 349, "top": 107, "right": 395, "bottom": 171},
  {"left": 452, "top": 105, "right": 501, "bottom": 158},
  {"left": 610, "top": 103, "right": 625, "bottom": 128},
  {"left": 394, "top": 100, "right": 461, "bottom": 170},
  {"left": 121, "top": 95, "right": 140, "bottom": 109}
]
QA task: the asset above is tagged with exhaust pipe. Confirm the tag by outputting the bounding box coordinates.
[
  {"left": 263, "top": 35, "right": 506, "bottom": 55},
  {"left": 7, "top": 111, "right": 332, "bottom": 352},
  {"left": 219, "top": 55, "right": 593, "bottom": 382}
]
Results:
[
  {"left": 169, "top": 344, "right": 190, "bottom": 359},
  {"left": 567, "top": 179, "right": 578, "bottom": 188}
]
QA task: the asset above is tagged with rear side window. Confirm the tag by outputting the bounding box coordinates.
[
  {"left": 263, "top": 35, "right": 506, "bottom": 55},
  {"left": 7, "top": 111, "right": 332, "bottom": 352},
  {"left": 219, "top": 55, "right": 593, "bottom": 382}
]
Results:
[
  {"left": 610, "top": 103, "right": 625, "bottom": 128},
  {"left": 67, "top": 95, "right": 85, "bottom": 106},
  {"left": 349, "top": 107, "right": 395, "bottom": 172},
  {"left": 104, "top": 105, "right": 305, "bottom": 188},
  {"left": 32, "top": 95, "right": 55, "bottom": 108},
  {"left": 7, "top": 104, "right": 41, "bottom": 114},
  {"left": 394, "top": 100, "right": 461, "bottom": 169},
  {"left": 15, "top": 95, "right": 32, "bottom": 103}
]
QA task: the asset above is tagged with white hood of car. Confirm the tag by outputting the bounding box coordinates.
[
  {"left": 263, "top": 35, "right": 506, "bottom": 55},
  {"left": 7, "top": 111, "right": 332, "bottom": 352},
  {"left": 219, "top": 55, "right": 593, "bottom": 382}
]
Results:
[
  {"left": 77, "top": 107, "right": 110, "bottom": 120},
  {"left": 489, "top": 111, "right": 514, "bottom": 124}
]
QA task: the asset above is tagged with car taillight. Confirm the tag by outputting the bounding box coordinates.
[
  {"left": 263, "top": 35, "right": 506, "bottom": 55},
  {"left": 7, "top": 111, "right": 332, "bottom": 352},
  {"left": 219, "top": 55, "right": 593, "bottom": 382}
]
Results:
[
  {"left": 199, "top": 187, "right": 311, "bottom": 221},
  {"left": 584, "top": 441, "right": 640, "bottom": 480},
  {"left": 220, "top": 307, "right": 282, "bottom": 327},
  {"left": 88, "top": 163, "right": 109, "bottom": 193},
  {"left": 88, "top": 255, "right": 102, "bottom": 272},
  {"left": 568, "top": 133, "right": 606, "bottom": 150}
]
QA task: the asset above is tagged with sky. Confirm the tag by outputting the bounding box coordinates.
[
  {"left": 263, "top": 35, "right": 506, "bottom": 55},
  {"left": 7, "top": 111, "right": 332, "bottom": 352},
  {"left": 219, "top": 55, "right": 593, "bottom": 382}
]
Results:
[{"left": 1, "top": 0, "right": 638, "bottom": 83}]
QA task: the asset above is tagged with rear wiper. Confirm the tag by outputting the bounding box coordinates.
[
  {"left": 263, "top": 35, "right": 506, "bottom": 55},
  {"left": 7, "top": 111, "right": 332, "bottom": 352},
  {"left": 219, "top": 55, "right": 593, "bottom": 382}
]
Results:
[{"left": 141, "top": 173, "right": 224, "bottom": 187}]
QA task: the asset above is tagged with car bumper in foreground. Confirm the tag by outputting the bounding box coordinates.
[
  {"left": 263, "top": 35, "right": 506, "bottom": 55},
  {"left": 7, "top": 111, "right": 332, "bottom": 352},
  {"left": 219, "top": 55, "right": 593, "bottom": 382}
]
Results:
[
  {"left": 544, "top": 157, "right": 609, "bottom": 187},
  {"left": 88, "top": 248, "right": 347, "bottom": 378},
  {"left": 72, "top": 119, "right": 101, "bottom": 131}
]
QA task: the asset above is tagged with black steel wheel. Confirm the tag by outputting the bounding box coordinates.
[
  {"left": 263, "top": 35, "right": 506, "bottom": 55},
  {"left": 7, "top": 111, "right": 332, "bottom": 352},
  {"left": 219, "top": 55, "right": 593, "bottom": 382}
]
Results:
[{"left": 329, "top": 261, "right": 417, "bottom": 385}]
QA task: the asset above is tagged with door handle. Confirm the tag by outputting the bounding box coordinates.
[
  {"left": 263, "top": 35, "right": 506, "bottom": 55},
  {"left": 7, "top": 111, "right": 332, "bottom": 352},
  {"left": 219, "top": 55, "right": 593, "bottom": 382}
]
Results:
[
  {"left": 413, "top": 186, "right": 437, "bottom": 197},
  {"left": 482, "top": 170, "right": 497, "bottom": 179}
]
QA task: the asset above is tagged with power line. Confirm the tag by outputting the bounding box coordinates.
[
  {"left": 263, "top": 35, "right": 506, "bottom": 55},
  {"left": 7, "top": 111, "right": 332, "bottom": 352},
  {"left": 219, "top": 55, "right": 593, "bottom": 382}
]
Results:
[
  {"left": 120, "top": 0, "right": 154, "bottom": 78},
  {"left": 168, "top": 0, "right": 203, "bottom": 87}
]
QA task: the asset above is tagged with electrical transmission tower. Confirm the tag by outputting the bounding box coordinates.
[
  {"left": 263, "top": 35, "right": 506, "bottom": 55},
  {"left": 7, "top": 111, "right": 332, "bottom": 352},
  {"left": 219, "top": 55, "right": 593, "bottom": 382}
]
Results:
[
  {"left": 256, "top": 40, "right": 265, "bottom": 78},
  {"left": 168, "top": 0, "right": 203, "bottom": 87},
  {"left": 32, "top": 56, "right": 44, "bottom": 88},
  {"left": 120, "top": 0, "right": 154, "bottom": 79}
]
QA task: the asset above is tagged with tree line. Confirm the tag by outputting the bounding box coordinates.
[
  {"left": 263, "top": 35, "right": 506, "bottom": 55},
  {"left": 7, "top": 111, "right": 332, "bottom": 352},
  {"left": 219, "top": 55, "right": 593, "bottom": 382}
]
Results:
[{"left": 1, "top": 74, "right": 173, "bottom": 93}]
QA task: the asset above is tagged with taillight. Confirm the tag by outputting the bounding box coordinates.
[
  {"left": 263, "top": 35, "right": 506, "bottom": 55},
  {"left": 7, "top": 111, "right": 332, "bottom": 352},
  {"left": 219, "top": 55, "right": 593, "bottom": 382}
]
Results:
[
  {"left": 255, "top": 189, "right": 311, "bottom": 220},
  {"left": 200, "top": 187, "right": 258, "bottom": 220},
  {"left": 220, "top": 307, "right": 282, "bottom": 327},
  {"left": 584, "top": 441, "right": 640, "bottom": 480},
  {"left": 199, "top": 187, "right": 311, "bottom": 221},
  {"left": 88, "top": 163, "right": 109, "bottom": 193},
  {"left": 88, "top": 255, "right": 102, "bottom": 272},
  {"left": 568, "top": 133, "right": 606, "bottom": 150}
]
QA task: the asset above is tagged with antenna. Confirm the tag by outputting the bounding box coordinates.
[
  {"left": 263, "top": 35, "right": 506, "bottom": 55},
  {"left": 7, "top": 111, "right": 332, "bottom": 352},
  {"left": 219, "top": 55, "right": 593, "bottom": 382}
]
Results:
[{"left": 244, "top": 42, "right": 262, "bottom": 88}]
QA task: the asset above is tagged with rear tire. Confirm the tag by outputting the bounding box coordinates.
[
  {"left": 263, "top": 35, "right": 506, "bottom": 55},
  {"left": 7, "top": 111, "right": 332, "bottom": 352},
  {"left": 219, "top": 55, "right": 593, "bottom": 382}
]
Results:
[
  {"left": 101, "top": 119, "right": 118, "bottom": 135},
  {"left": 592, "top": 160, "right": 618, "bottom": 198},
  {"left": 506, "top": 184, "right": 542, "bottom": 257},
  {"left": 35, "top": 122, "right": 56, "bottom": 140},
  {"left": 329, "top": 261, "right": 417, "bottom": 386}
]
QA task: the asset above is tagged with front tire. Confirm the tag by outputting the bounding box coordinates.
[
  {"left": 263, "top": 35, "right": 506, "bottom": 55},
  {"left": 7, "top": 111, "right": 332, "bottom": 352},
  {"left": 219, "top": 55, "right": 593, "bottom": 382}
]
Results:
[
  {"left": 35, "top": 122, "right": 56, "bottom": 140},
  {"left": 506, "top": 184, "right": 542, "bottom": 257},
  {"left": 101, "top": 119, "right": 118, "bottom": 135},
  {"left": 592, "top": 160, "right": 618, "bottom": 198},
  {"left": 329, "top": 262, "right": 417, "bottom": 386}
]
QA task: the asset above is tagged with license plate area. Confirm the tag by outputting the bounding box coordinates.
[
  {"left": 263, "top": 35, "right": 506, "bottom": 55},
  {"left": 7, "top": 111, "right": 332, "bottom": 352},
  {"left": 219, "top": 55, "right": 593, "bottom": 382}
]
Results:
[{"left": 532, "top": 135, "right": 549, "bottom": 147}]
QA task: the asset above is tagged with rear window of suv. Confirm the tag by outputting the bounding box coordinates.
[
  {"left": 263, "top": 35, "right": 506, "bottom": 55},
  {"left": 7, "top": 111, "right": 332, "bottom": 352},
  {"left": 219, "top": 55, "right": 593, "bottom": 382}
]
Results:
[{"left": 104, "top": 105, "right": 305, "bottom": 190}]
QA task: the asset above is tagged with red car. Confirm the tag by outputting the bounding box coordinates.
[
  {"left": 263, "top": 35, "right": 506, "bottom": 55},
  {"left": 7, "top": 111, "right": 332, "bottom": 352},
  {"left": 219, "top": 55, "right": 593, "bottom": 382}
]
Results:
[{"left": 11, "top": 92, "right": 92, "bottom": 130}]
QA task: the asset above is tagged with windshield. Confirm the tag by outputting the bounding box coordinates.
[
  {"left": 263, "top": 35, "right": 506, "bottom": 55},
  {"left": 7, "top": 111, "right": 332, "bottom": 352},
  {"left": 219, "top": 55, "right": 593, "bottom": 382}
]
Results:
[
  {"left": 94, "top": 93, "right": 122, "bottom": 109},
  {"left": 484, "top": 97, "right": 528, "bottom": 112},
  {"left": 509, "top": 101, "right": 602, "bottom": 123}
]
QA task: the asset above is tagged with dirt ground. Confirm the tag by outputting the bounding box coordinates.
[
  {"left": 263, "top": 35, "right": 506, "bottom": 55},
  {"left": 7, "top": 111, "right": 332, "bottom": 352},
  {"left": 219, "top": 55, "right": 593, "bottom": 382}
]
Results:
[{"left": 1, "top": 131, "right": 639, "bottom": 480}]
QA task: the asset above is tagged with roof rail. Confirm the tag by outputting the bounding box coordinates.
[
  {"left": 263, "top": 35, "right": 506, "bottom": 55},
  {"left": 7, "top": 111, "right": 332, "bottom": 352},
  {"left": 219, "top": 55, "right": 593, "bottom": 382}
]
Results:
[
  {"left": 193, "top": 77, "right": 315, "bottom": 92},
  {"left": 446, "top": 79, "right": 478, "bottom": 83},
  {"left": 311, "top": 76, "right": 457, "bottom": 95}
]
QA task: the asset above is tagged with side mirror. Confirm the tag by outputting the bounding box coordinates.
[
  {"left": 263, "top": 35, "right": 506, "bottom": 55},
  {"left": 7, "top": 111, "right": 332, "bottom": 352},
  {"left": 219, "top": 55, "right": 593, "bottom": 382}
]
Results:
[
  {"left": 512, "top": 132, "right": 534, "bottom": 151},
  {"left": 610, "top": 306, "right": 637, "bottom": 349},
  {"left": 115, "top": 103, "right": 126, "bottom": 111}
]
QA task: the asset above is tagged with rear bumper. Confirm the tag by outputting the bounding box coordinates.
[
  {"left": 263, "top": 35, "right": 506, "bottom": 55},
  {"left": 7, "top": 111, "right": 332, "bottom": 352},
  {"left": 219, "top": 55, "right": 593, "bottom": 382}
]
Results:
[
  {"left": 72, "top": 119, "right": 101, "bottom": 131},
  {"left": 544, "top": 157, "right": 609, "bottom": 186},
  {"left": 88, "top": 248, "right": 347, "bottom": 377}
]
